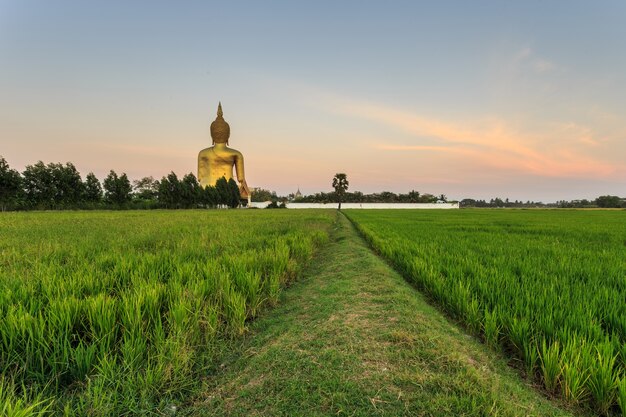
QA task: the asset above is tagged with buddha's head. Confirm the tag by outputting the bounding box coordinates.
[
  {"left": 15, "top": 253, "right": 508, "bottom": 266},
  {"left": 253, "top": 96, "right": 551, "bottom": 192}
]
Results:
[{"left": 210, "top": 102, "right": 230, "bottom": 145}]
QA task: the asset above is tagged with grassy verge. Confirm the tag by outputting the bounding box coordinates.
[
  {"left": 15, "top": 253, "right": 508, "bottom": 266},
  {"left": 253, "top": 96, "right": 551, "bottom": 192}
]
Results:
[{"left": 184, "top": 213, "right": 583, "bottom": 416}]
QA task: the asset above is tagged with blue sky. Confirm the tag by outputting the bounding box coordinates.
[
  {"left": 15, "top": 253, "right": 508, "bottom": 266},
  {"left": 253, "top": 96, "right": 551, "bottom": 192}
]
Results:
[{"left": 1, "top": 1, "right": 625, "bottom": 201}]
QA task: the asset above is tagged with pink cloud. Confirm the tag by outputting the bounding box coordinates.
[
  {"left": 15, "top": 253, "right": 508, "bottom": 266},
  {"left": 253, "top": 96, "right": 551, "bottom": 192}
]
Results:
[{"left": 323, "top": 96, "right": 623, "bottom": 180}]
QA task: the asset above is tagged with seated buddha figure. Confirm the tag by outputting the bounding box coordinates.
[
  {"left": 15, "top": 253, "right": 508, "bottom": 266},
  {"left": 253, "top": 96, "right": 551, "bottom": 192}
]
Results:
[{"left": 198, "top": 103, "right": 250, "bottom": 200}]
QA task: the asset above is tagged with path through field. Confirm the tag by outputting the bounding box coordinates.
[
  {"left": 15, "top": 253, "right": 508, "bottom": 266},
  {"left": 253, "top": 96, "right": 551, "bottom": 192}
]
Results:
[{"left": 184, "top": 213, "right": 582, "bottom": 416}]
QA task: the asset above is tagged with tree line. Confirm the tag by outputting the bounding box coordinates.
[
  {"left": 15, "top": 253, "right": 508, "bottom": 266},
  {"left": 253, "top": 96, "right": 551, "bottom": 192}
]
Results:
[
  {"left": 295, "top": 190, "right": 446, "bottom": 204},
  {"left": 460, "top": 196, "right": 625, "bottom": 209},
  {"left": 0, "top": 156, "right": 241, "bottom": 211},
  {"left": 263, "top": 188, "right": 624, "bottom": 209},
  {"left": 2, "top": 156, "right": 623, "bottom": 211}
]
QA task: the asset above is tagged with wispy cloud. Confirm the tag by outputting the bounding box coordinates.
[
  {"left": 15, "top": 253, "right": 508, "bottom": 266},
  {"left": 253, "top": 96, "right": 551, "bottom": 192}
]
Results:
[
  {"left": 62, "top": 141, "right": 196, "bottom": 179},
  {"left": 311, "top": 93, "right": 622, "bottom": 179},
  {"left": 512, "top": 46, "right": 556, "bottom": 74},
  {"left": 533, "top": 59, "right": 555, "bottom": 73},
  {"left": 513, "top": 46, "right": 532, "bottom": 63},
  {"left": 89, "top": 142, "right": 194, "bottom": 159},
  {"left": 556, "top": 122, "right": 602, "bottom": 147}
]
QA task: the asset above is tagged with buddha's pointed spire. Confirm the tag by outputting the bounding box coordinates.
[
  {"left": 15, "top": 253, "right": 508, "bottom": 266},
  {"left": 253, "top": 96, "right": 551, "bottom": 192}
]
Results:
[{"left": 210, "top": 101, "right": 230, "bottom": 144}]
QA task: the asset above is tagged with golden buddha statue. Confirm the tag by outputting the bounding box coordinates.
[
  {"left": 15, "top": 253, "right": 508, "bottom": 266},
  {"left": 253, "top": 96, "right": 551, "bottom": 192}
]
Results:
[{"left": 198, "top": 103, "right": 250, "bottom": 200}]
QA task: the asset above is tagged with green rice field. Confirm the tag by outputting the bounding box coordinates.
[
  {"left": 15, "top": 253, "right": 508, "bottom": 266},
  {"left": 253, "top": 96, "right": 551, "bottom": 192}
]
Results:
[
  {"left": 0, "top": 210, "right": 333, "bottom": 415},
  {"left": 345, "top": 209, "right": 626, "bottom": 416},
  {"left": 2, "top": 208, "right": 625, "bottom": 416}
]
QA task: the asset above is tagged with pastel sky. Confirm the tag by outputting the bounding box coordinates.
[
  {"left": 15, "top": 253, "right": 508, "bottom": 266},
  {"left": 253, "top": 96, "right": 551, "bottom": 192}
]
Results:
[{"left": 1, "top": 1, "right": 625, "bottom": 201}]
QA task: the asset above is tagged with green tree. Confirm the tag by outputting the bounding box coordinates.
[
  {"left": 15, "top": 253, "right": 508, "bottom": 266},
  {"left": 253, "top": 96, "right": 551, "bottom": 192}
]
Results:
[
  {"left": 251, "top": 188, "right": 277, "bottom": 202},
  {"left": 595, "top": 195, "right": 621, "bottom": 208},
  {"left": 22, "top": 161, "right": 56, "bottom": 209},
  {"left": 21, "top": 161, "right": 87, "bottom": 209},
  {"left": 133, "top": 176, "right": 159, "bottom": 202},
  {"left": 332, "top": 173, "right": 349, "bottom": 210},
  {"left": 158, "top": 172, "right": 182, "bottom": 208},
  {"left": 84, "top": 172, "right": 103, "bottom": 204},
  {"left": 103, "top": 170, "right": 132, "bottom": 207},
  {"left": 407, "top": 190, "right": 420, "bottom": 203},
  {"left": 215, "top": 177, "right": 230, "bottom": 207},
  {"left": 227, "top": 178, "right": 241, "bottom": 208},
  {"left": 460, "top": 198, "right": 476, "bottom": 207},
  {"left": 379, "top": 191, "right": 397, "bottom": 203},
  {"left": 0, "top": 156, "right": 22, "bottom": 211},
  {"left": 180, "top": 173, "right": 201, "bottom": 208},
  {"left": 420, "top": 193, "right": 437, "bottom": 203},
  {"left": 201, "top": 185, "right": 218, "bottom": 208},
  {"left": 48, "top": 162, "right": 84, "bottom": 207}
]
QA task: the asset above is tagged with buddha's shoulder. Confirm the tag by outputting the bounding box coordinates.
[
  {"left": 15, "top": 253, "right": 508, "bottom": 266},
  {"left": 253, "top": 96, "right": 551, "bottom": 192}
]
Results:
[
  {"left": 198, "top": 146, "right": 242, "bottom": 156},
  {"left": 227, "top": 147, "right": 243, "bottom": 156},
  {"left": 198, "top": 147, "right": 213, "bottom": 156},
  {"left": 218, "top": 146, "right": 242, "bottom": 156}
]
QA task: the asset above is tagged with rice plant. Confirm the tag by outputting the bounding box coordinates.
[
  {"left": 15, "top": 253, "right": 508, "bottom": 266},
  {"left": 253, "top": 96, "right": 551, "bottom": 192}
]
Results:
[
  {"left": 588, "top": 342, "right": 619, "bottom": 415},
  {"left": 0, "top": 209, "right": 333, "bottom": 414},
  {"left": 346, "top": 209, "right": 626, "bottom": 415},
  {"left": 560, "top": 337, "right": 590, "bottom": 405},
  {"left": 483, "top": 308, "right": 501, "bottom": 350},
  {"left": 523, "top": 338, "right": 539, "bottom": 377},
  {"left": 617, "top": 376, "right": 626, "bottom": 417},
  {"left": 0, "top": 379, "right": 50, "bottom": 417},
  {"left": 540, "top": 339, "right": 561, "bottom": 393}
]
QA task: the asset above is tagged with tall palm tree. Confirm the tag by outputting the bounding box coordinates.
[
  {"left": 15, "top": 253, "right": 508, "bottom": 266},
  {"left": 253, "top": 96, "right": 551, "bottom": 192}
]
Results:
[{"left": 332, "top": 173, "right": 349, "bottom": 210}]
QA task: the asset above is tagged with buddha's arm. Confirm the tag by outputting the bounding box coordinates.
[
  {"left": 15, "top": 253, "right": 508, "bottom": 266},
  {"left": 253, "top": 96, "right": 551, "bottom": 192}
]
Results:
[
  {"left": 234, "top": 152, "right": 250, "bottom": 197},
  {"left": 234, "top": 153, "right": 246, "bottom": 184},
  {"left": 198, "top": 153, "right": 209, "bottom": 184}
]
